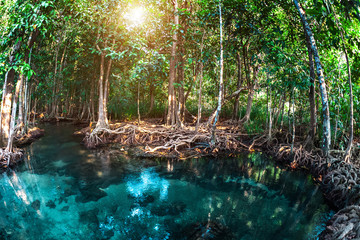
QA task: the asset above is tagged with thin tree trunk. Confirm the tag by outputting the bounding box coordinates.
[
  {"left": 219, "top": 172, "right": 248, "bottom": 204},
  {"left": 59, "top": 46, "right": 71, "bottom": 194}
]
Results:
[
  {"left": 288, "top": 90, "right": 292, "bottom": 134},
  {"left": 166, "top": 0, "right": 179, "bottom": 126},
  {"left": 304, "top": 31, "right": 317, "bottom": 142},
  {"left": 104, "top": 39, "right": 114, "bottom": 120},
  {"left": 195, "top": 32, "right": 206, "bottom": 132},
  {"left": 268, "top": 84, "right": 272, "bottom": 139},
  {"left": 330, "top": 7, "right": 354, "bottom": 162},
  {"left": 178, "top": 41, "right": 186, "bottom": 122},
  {"left": 291, "top": 89, "right": 295, "bottom": 154},
  {"left": 50, "top": 43, "right": 59, "bottom": 117},
  {"left": 137, "top": 80, "right": 141, "bottom": 124},
  {"left": 211, "top": 0, "right": 224, "bottom": 143},
  {"left": 147, "top": 83, "right": 155, "bottom": 116},
  {"left": 241, "top": 66, "right": 260, "bottom": 123},
  {"left": 95, "top": 43, "right": 108, "bottom": 128},
  {"left": 273, "top": 92, "right": 285, "bottom": 128},
  {"left": 294, "top": 0, "right": 331, "bottom": 156},
  {"left": 6, "top": 74, "right": 24, "bottom": 153},
  {"left": 233, "top": 52, "right": 242, "bottom": 120},
  {"left": 1, "top": 40, "right": 22, "bottom": 144}
]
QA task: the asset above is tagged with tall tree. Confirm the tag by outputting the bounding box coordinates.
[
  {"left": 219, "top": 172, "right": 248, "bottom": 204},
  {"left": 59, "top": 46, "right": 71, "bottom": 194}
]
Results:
[{"left": 293, "top": 0, "right": 331, "bottom": 156}]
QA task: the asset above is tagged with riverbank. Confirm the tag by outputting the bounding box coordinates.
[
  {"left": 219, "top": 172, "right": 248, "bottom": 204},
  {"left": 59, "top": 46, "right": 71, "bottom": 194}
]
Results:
[
  {"left": 0, "top": 126, "right": 45, "bottom": 169},
  {"left": 76, "top": 119, "right": 360, "bottom": 239}
]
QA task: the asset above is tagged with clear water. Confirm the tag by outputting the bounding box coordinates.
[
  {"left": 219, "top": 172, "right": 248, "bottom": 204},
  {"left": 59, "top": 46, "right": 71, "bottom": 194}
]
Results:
[{"left": 0, "top": 123, "right": 332, "bottom": 240}]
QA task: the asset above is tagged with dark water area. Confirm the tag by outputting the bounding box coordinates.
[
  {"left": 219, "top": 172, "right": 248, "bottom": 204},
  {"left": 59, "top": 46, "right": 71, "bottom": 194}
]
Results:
[{"left": 0, "top": 123, "right": 332, "bottom": 239}]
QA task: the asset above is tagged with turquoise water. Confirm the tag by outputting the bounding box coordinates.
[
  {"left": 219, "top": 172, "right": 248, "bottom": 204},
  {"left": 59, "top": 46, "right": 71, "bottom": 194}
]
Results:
[{"left": 0, "top": 123, "right": 332, "bottom": 239}]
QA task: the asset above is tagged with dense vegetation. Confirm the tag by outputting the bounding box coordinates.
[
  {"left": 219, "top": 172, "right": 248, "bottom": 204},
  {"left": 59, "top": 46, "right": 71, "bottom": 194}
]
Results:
[
  {"left": 2, "top": 0, "right": 360, "bottom": 238},
  {"left": 0, "top": 0, "right": 359, "bottom": 158}
]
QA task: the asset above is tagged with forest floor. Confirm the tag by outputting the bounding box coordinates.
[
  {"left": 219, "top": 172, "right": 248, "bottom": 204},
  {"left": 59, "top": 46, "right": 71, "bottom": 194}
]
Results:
[{"left": 75, "top": 118, "right": 360, "bottom": 240}]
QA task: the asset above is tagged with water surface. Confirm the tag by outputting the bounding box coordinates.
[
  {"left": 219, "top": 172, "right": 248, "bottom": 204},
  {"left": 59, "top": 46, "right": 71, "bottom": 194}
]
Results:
[{"left": 0, "top": 123, "right": 332, "bottom": 239}]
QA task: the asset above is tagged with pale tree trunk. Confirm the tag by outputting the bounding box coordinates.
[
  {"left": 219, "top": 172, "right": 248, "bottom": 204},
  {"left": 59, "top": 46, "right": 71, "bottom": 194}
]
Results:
[
  {"left": 147, "top": 83, "right": 155, "bottom": 116},
  {"left": 103, "top": 39, "right": 114, "bottom": 121},
  {"left": 333, "top": 72, "right": 341, "bottom": 147},
  {"left": 6, "top": 74, "right": 24, "bottom": 153},
  {"left": 294, "top": 0, "right": 331, "bottom": 156},
  {"left": 195, "top": 31, "right": 206, "bottom": 132},
  {"left": 211, "top": 0, "right": 224, "bottom": 143},
  {"left": 137, "top": 80, "right": 141, "bottom": 124},
  {"left": 166, "top": 0, "right": 179, "bottom": 126},
  {"left": 178, "top": 59, "right": 185, "bottom": 122},
  {"left": 291, "top": 89, "right": 295, "bottom": 154},
  {"left": 90, "top": 56, "right": 97, "bottom": 122},
  {"left": 95, "top": 43, "right": 109, "bottom": 128},
  {"left": 268, "top": 84, "right": 272, "bottom": 139},
  {"left": 19, "top": 46, "right": 33, "bottom": 135},
  {"left": 304, "top": 31, "right": 317, "bottom": 142},
  {"left": 241, "top": 65, "right": 260, "bottom": 123},
  {"left": 50, "top": 42, "right": 59, "bottom": 117},
  {"left": 274, "top": 92, "right": 286, "bottom": 128},
  {"left": 232, "top": 52, "right": 242, "bottom": 120},
  {"left": 1, "top": 41, "right": 22, "bottom": 144}
]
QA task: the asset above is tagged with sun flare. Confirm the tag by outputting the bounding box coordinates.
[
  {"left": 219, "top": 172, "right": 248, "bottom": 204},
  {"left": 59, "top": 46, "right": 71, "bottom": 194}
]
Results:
[{"left": 126, "top": 7, "right": 145, "bottom": 26}]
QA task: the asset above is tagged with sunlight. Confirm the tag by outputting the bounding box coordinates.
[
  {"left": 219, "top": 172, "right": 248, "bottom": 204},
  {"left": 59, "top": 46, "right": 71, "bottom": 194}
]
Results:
[{"left": 126, "top": 6, "right": 145, "bottom": 26}]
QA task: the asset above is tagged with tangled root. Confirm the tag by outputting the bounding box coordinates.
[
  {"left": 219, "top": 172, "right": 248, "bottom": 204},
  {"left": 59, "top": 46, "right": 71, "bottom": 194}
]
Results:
[
  {"left": 0, "top": 148, "right": 24, "bottom": 169},
  {"left": 320, "top": 205, "right": 360, "bottom": 240},
  {"left": 15, "top": 127, "right": 45, "bottom": 146},
  {"left": 322, "top": 163, "right": 360, "bottom": 209},
  {"left": 82, "top": 123, "right": 250, "bottom": 157}
]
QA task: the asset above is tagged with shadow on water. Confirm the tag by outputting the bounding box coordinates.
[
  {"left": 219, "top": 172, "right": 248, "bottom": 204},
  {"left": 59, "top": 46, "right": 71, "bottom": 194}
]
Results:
[{"left": 0, "top": 123, "right": 333, "bottom": 239}]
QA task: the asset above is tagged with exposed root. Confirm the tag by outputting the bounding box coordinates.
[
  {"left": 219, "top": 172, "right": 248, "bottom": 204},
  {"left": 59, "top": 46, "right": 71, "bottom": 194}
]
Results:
[
  {"left": 0, "top": 148, "right": 24, "bottom": 169},
  {"left": 320, "top": 205, "right": 360, "bottom": 240},
  {"left": 322, "top": 162, "right": 360, "bottom": 209},
  {"left": 14, "top": 127, "right": 45, "bottom": 147},
  {"left": 81, "top": 122, "right": 251, "bottom": 158}
]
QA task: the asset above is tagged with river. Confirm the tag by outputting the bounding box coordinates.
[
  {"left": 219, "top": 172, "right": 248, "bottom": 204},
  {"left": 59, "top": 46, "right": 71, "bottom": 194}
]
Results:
[{"left": 0, "top": 123, "right": 332, "bottom": 239}]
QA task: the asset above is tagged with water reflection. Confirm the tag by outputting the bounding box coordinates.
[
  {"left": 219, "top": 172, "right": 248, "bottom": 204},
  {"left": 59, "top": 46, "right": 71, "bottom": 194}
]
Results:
[{"left": 0, "top": 124, "right": 332, "bottom": 239}]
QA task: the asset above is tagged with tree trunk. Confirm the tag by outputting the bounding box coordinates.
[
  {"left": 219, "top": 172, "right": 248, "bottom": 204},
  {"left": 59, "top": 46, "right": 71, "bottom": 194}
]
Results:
[
  {"left": 274, "top": 92, "right": 286, "bottom": 128},
  {"left": 268, "top": 84, "right": 272, "bottom": 139},
  {"left": 211, "top": 0, "right": 224, "bottom": 143},
  {"left": 306, "top": 34, "right": 317, "bottom": 141},
  {"left": 137, "top": 80, "right": 141, "bottom": 124},
  {"left": 95, "top": 43, "right": 108, "bottom": 128},
  {"left": 294, "top": 0, "right": 331, "bottom": 156},
  {"left": 291, "top": 89, "right": 295, "bottom": 154},
  {"left": 147, "top": 83, "right": 155, "bottom": 116},
  {"left": 1, "top": 40, "right": 22, "bottom": 144},
  {"left": 233, "top": 52, "right": 243, "bottom": 120},
  {"left": 241, "top": 65, "right": 259, "bottom": 123},
  {"left": 6, "top": 74, "right": 24, "bottom": 153},
  {"left": 50, "top": 42, "right": 59, "bottom": 117},
  {"left": 330, "top": 7, "right": 354, "bottom": 162},
  {"left": 195, "top": 31, "right": 206, "bottom": 132},
  {"left": 166, "top": 0, "right": 179, "bottom": 126}
]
